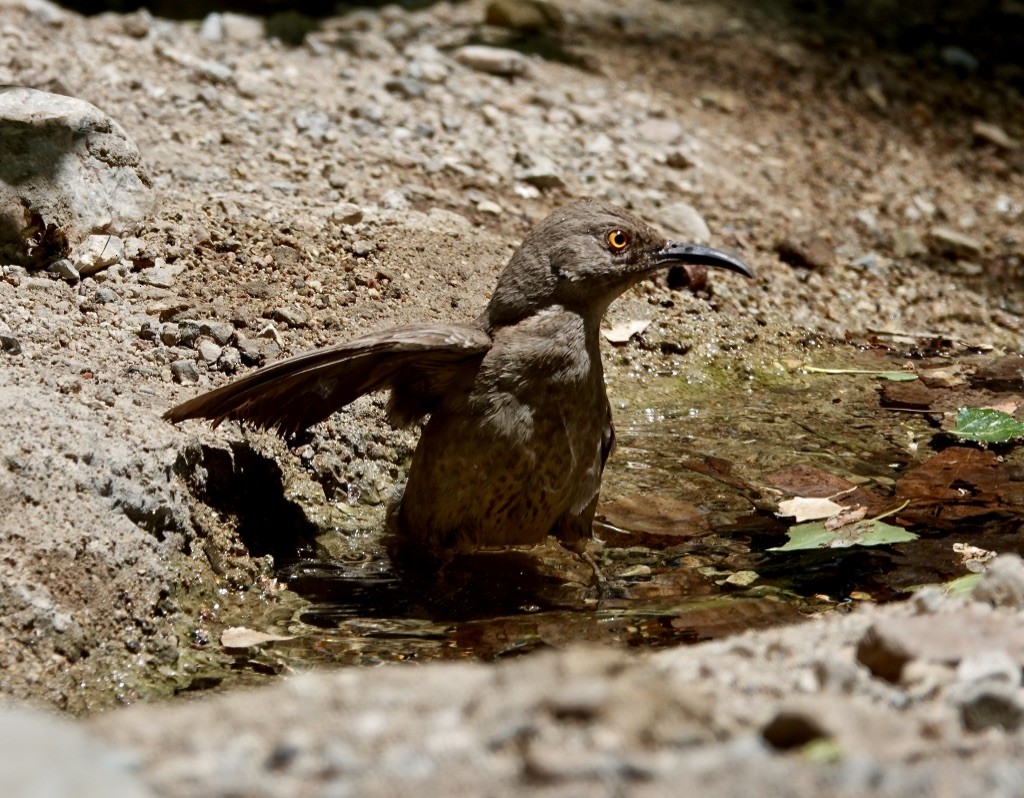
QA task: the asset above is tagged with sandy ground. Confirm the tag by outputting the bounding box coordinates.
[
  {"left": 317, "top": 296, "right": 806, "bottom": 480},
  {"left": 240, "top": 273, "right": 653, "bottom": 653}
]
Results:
[{"left": 1, "top": 0, "right": 1023, "bottom": 793}]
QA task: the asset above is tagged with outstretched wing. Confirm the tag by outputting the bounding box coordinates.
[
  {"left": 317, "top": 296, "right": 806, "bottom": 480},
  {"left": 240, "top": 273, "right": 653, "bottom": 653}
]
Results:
[{"left": 163, "top": 324, "right": 492, "bottom": 437}]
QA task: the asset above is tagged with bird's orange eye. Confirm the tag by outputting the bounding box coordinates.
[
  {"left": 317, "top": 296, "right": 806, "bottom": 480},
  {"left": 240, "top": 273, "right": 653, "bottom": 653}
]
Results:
[{"left": 607, "top": 230, "right": 630, "bottom": 251}]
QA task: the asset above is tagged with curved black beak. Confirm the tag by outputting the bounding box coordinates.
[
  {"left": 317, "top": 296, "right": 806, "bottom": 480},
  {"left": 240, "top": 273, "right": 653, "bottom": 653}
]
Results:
[{"left": 654, "top": 242, "right": 754, "bottom": 279}]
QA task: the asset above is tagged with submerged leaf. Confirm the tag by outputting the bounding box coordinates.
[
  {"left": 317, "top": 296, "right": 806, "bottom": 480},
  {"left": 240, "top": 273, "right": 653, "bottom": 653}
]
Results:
[
  {"left": 803, "top": 366, "right": 917, "bottom": 382},
  {"left": 771, "top": 518, "right": 917, "bottom": 552},
  {"left": 948, "top": 407, "right": 1024, "bottom": 445}
]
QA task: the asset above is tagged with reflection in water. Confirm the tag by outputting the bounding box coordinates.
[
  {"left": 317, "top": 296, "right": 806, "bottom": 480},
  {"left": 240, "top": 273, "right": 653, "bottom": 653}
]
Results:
[{"left": 244, "top": 354, "right": 1024, "bottom": 670}]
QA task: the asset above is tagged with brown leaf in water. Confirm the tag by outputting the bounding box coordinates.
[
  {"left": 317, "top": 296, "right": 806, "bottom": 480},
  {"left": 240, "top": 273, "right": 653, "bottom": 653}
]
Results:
[
  {"left": 895, "top": 447, "right": 1024, "bottom": 526},
  {"left": 879, "top": 381, "right": 940, "bottom": 411},
  {"left": 971, "top": 355, "right": 1024, "bottom": 391},
  {"left": 680, "top": 456, "right": 751, "bottom": 492},
  {"left": 765, "top": 464, "right": 857, "bottom": 497},
  {"left": 597, "top": 494, "right": 711, "bottom": 547}
]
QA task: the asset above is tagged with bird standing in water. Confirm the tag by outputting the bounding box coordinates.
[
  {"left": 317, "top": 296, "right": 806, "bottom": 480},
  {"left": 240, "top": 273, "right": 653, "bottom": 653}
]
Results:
[{"left": 165, "top": 200, "right": 753, "bottom": 557}]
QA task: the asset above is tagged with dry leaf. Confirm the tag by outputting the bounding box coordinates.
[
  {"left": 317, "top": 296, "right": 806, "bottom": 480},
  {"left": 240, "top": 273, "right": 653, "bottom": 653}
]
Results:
[
  {"left": 824, "top": 504, "right": 868, "bottom": 530},
  {"left": 602, "top": 319, "right": 651, "bottom": 344},
  {"left": 776, "top": 496, "right": 844, "bottom": 522}
]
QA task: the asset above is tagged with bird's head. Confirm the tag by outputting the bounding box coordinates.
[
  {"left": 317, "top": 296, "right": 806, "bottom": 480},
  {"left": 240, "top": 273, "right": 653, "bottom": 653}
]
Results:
[{"left": 484, "top": 199, "right": 752, "bottom": 328}]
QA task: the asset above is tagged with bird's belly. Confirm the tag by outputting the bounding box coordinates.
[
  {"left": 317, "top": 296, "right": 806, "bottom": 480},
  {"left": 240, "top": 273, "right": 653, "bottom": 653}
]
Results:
[{"left": 398, "top": 385, "right": 605, "bottom": 549}]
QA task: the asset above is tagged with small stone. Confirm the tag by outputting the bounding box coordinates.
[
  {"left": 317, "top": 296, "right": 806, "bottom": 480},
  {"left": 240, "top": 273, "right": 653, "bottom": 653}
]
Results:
[
  {"left": 47, "top": 258, "right": 79, "bottom": 282},
  {"left": 332, "top": 202, "right": 364, "bottom": 226},
  {"left": 352, "top": 239, "right": 376, "bottom": 258},
  {"left": 929, "top": 226, "right": 983, "bottom": 258},
  {"left": 477, "top": 200, "right": 503, "bottom": 216},
  {"left": 972, "top": 120, "right": 1017, "bottom": 150},
  {"left": 0, "top": 334, "right": 22, "bottom": 355},
  {"left": 974, "top": 554, "right": 1024, "bottom": 609},
  {"left": 955, "top": 650, "right": 1022, "bottom": 688},
  {"left": 158, "top": 323, "right": 180, "bottom": 346},
  {"left": 959, "top": 684, "right": 1024, "bottom": 732},
  {"left": 294, "top": 109, "right": 331, "bottom": 141},
  {"left": 654, "top": 203, "right": 711, "bottom": 244},
  {"left": 857, "top": 610, "right": 1024, "bottom": 683},
  {"left": 137, "top": 264, "right": 176, "bottom": 288},
  {"left": 121, "top": 8, "right": 151, "bottom": 37},
  {"left": 198, "top": 12, "right": 224, "bottom": 41},
  {"left": 776, "top": 232, "right": 834, "bottom": 270},
  {"left": 518, "top": 168, "right": 564, "bottom": 190},
  {"left": 170, "top": 359, "right": 200, "bottom": 384},
  {"left": 199, "top": 321, "right": 235, "bottom": 346},
  {"left": 384, "top": 78, "right": 425, "bottom": 100},
  {"left": 271, "top": 307, "right": 310, "bottom": 328},
  {"left": 665, "top": 148, "right": 697, "bottom": 169},
  {"left": 407, "top": 60, "right": 448, "bottom": 84},
  {"left": 176, "top": 321, "right": 201, "bottom": 347},
  {"left": 485, "top": 0, "right": 564, "bottom": 33},
  {"left": 453, "top": 45, "right": 530, "bottom": 77},
  {"left": 637, "top": 118, "right": 684, "bottom": 144},
  {"left": 196, "top": 339, "right": 222, "bottom": 365},
  {"left": 237, "top": 336, "right": 280, "bottom": 366},
  {"left": 72, "top": 235, "right": 125, "bottom": 276},
  {"left": 217, "top": 346, "right": 242, "bottom": 373},
  {"left": 221, "top": 12, "right": 264, "bottom": 43},
  {"left": 892, "top": 228, "right": 926, "bottom": 258}
]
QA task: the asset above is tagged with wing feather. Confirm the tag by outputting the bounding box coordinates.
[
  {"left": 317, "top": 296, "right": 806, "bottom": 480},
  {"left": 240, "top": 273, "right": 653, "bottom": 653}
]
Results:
[{"left": 163, "top": 324, "right": 491, "bottom": 437}]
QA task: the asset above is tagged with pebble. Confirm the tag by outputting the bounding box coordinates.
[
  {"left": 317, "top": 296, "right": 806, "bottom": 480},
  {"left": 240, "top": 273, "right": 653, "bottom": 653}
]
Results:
[
  {"left": 352, "top": 239, "right": 376, "bottom": 257},
  {"left": 856, "top": 610, "right": 1024, "bottom": 683},
  {"left": 196, "top": 339, "right": 223, "bottom": 365},
  {"left": 453, "top": 45, "right": 530, "bottom": 77},
  {"left": 407, "top": 59, "right": 448, "bottom": 84},
  {"left": 0, "top": 334, "right": 22, "bottom": 355},
  {"left": 73, "top": 235, "right": 125, "bottom": 277},
  {"left": 159, "top": 323, "right": 180, "bottom": 346},
  {"left": 929, "top": 226, "right": 983, "bottom": 258},
  {"left": 217, "top": 346, "right": 242, "bottom": 373},
  {"left": 776, "top": 232, "right": 834, "bottom": 270},
  {"left": 665, "top": 148, "right": 697, "bottom": 169},
  {"left": 637, "top": 118, "right": 684, "bottom": 145},
  {"left": 385, "top": 78, "right": 426, "bottom": 100},
  {"left": 485, "top": 0, "right": 564, "bottom": 33},
  {"left": 272, "top": 307, "right": 310, "bottom": 328},
  {"left": 958, "top": 684, "right": 1024, "bottom": 732},
  {"left": 170, "top": 359, "right": 200, "bottom": 384},
  {"left": 236, "top": 336, "right": 280, "bottom": 365},
  {"left": 654, "top": 203, "right": 711, "bottom": 244},
  {"left": 197, "top": 321, "right": 234, "bottom": 346},
  {"left": 972, "top": 120, "right": 1017, "bottom": 150},
  {"left": 974, "top": 555, "right": 1024, "bottom": 609},
  {"left": 892, "top": 228, "right": 926, "bottom": 258},
  {"left": 294, "top": 110, "right": 331, "bottom": 141},
  {"left": 955, "top": 651, "right": 1022, "bottom": 688},
  {"left": 47, "top": 258, "right": 79, "bottom": 283},
  {"left": 332, "top": 202, "right": 364, "bottom": 226}
]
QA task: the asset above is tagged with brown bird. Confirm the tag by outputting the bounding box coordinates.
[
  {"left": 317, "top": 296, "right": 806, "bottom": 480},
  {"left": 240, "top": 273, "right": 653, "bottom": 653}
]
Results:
[{"left": 165, "top": 200, "right": 752, "bottom": 557}]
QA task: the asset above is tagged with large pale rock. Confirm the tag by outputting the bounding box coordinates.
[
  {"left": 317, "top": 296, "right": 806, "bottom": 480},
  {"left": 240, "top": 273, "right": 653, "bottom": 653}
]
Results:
[{"left": 0, "top": 87, "right": 153, "bottom": 266}]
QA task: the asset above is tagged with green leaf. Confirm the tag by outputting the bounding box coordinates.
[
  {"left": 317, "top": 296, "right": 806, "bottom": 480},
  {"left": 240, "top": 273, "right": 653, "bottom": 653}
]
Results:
[
  {"left": 948, "top": 407, "right": 1024, "bottom": 445},
  {"left": 771, "top": 519, "right": 917, "bottom": 552},
  {"left": 803, "top": 366, "right": 917, "bottom": 382}
]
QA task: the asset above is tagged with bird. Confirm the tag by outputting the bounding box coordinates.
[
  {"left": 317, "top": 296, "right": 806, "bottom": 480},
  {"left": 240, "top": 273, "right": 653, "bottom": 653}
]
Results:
[{"left": 164, "top": 199, "right": 753, "bottom": 560}]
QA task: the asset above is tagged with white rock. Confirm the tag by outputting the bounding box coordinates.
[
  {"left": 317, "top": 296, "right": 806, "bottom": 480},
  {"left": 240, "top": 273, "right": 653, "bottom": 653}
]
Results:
[
  {"left": 72, "top": 235, "right": 125, "bottom": 277},
  {"left": 453, "top": 46, "right": 529, "bottom": 77},
  {"left": 653, "top": 203, "right": 711, "bottom": 243},
  {"left": 0, "top": 88, "right": 152, "bottom": 265}
]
